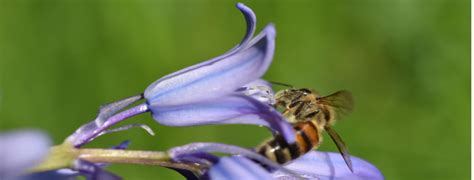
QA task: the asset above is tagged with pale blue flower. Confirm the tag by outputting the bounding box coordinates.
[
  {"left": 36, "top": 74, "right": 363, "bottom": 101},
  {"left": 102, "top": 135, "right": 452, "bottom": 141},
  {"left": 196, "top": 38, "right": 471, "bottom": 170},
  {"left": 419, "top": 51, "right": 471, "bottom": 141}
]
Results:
[
  {"left": 143, "top": 3, "right": 294, "bottom": 143},
  {"left": 0, "top": 130, "right": 51, "bottom": 179},
  {"left": 167, "top": 142, "right": 385, "bottom": 180},
  {"left": 0, "top": 129, "right": 129, "bottom": 180},
  {"left": 66, "top": 3, "right": 295, "bottom": 148}
]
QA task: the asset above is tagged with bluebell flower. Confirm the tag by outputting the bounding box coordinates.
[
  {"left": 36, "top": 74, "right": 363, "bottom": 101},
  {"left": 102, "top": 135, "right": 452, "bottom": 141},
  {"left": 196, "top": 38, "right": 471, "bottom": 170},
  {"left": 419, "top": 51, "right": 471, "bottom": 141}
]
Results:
[
  {"left": 210, "top": 152, "right": 384, "bottom": 180},
  {"left": 0, "top": 130, "right": 51, "bottom": 179},
  {"left": 143, "top": 3, "right": 294, "bottom": 143},
  {"left": 167, "top": 142, "right": 384, "bottom": 180},
  {"left": 66, "top": 3, "right": 295, "bottom": 148},
  {"left": 4, "top": 3, "right": 383, "bottom": 180},
  {"left": 0, "top": 130, "right": 131, "bottom": 180}
]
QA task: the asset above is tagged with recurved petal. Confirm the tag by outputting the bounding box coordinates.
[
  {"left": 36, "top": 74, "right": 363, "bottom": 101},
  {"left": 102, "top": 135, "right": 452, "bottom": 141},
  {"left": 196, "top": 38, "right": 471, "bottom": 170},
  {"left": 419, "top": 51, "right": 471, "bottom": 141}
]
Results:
[
  {"left": 144, "top": 24, "right": 276, "bottom": 107},
  {"left": 149, "top": 94, "right": 295, "bottom": 143},
  {"left": 0, "top": 130, "right": 51, "bottom": 179},
  {"left": 273, "top": 151, "right": 384, "bottom": 180},
  {"left": 168, "top": 142, "right": 301, "bottom": 179},
  {"left": 227, "top": 3, "right": 257, "bottom": 53},
  {"left": 152, "top": 3, "right": 256, "bottom": 86},
  {"left": 206, "top": 156, "right": 272, "bottom": 180},
  {"left": 144, "top": 3, "right": 258, "bottom": 106},
  {"left": 168, "top": 142, "right": 287, "bottom": 174}
]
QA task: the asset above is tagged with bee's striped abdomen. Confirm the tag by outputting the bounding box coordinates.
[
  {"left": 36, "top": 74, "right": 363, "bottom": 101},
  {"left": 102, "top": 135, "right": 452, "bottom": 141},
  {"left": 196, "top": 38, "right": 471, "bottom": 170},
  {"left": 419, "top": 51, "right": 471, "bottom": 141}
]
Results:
[{"left": 257, "top": 122, "right": 320, "bottom": 164}]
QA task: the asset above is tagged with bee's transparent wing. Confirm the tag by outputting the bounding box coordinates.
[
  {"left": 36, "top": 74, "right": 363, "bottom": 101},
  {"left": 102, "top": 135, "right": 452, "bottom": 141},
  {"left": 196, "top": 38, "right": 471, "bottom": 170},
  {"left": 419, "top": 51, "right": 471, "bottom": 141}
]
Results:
[{"left": 318, "top": 90, "right": 354, "bottom": 120}]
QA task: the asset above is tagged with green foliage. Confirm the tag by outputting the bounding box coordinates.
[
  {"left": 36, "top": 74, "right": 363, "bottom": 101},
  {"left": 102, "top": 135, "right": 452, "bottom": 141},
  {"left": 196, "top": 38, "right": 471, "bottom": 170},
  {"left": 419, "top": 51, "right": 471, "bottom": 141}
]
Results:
[{"left": 0, "top": 0, "right": 469, "bottom": 179}]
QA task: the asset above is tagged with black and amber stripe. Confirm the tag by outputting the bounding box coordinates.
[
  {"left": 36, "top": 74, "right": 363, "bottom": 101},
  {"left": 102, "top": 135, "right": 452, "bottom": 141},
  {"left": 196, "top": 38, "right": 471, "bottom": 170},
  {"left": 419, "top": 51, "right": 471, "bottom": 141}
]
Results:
[{"left": 256, "top": 121, "right": 320, "bottom": 164}]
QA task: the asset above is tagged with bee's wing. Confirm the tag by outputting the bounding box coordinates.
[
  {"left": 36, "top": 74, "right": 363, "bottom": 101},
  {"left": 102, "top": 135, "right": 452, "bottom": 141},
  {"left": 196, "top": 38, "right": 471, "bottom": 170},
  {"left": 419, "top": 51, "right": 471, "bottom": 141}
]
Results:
[
  {"left": 326, "top": 126, "right": 353, "bottom": 172},
  {"left": 318, "top": 90, "right": 354, "bottom": 119}
]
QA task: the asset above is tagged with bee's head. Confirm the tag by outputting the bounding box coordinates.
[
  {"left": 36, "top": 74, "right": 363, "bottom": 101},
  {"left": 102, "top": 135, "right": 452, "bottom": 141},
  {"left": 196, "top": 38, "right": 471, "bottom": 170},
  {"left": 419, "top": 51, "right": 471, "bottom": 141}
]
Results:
[{"left": 274, "top": 88, "right": 316, "bottom": 108}]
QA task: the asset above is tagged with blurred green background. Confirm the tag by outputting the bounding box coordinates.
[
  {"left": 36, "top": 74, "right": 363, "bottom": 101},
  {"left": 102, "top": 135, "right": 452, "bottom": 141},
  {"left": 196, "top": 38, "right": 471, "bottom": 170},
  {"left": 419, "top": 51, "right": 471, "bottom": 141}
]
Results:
[{"left": 0, "top": 0, "right": 470, "bottom": 179}]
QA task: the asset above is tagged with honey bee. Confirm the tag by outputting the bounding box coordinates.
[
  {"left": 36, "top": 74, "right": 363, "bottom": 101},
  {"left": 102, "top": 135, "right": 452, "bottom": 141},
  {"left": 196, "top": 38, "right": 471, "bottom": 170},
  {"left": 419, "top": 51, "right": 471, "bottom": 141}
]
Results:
[{"left": 256, "top": 88, "right": 354, "bottom": 171}]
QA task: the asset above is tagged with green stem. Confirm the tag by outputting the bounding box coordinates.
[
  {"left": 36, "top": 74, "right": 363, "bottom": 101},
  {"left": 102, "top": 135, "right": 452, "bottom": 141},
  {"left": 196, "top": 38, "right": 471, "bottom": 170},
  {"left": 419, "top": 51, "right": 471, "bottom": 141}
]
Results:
[
  {"left": 78, "top": 148, "right": 200, "bottom": 172},
  {"left": 30, "top": 143, "right": 78, "bottom": 172},
  {"left": 30, "top": 143, "right": 201, "bottom": 174}
]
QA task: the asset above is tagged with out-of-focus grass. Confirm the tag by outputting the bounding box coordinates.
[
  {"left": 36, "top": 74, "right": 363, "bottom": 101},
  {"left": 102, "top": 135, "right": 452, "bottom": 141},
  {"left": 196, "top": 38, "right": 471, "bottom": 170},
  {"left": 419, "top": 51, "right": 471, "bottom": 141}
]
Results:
[{"left": 0, "top": 1, "right": 469, "bottom": 179}]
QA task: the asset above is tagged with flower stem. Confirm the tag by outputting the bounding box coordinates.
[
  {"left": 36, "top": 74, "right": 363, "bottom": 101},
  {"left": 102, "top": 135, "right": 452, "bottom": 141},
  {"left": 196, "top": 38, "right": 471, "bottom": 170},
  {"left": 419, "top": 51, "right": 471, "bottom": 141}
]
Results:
[
  {"left": 30, "top": 143, "right": 201, "bottom": 174},
  {"left": 29, "top": 143, "right": 78, "bottom": 172},
  {"left": 79, "top": 148, "right": 203, "bottom": 173}
]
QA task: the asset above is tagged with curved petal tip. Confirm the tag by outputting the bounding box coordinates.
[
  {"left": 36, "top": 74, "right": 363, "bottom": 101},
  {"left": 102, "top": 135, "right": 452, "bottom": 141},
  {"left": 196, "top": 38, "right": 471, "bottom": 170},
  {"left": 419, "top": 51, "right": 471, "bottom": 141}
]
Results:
[
  {"left": 235, "top": 3, "right": 257, "bottom": 27},
  {"left": 236, "top": 3, "right": 256, "bottom": 25},
  {"left": 276, "top": 151, "right": 384, "bottom": 180},
  {"left": 264, "top": 23, "right": 276, "bottom": 38}
]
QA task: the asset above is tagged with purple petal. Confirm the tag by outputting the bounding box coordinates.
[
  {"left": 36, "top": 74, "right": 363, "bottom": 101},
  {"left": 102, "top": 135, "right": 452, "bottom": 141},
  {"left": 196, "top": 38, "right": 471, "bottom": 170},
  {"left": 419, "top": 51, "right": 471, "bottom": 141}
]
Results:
[
  {"left": 0, "top": 130, "right": 51, "bottom": 179},
  {"left": 144, "top": 24, "right": 275, "bottom": 107},
  {"left": 206, "top": 156, "right": 272, "bottom": 180},
  {"left": 273, "top": 151, "right": 384, "bottom": 180},
  {"left": 145, "top": 3, "right": 257, "bottom": 106},
  {"left": 95, "top": 94, "right": 144, "bottom": 126},
  {"left": 168, "top": 142, "right": 294, "bottom": 176},
  {"left": 66, "top": 94, "right": 146, "bottom": 147},
  {"left": 111, "top": 140, "right": 130, "bottom": 150},
  {"left": 227, "top": 3, "right": 257, "bottom": 53},
  {"left": 168, "top": 152, "right": 220, "bottom": 179},
  {"left": 74, "top": 160, "right": 122, "bottom": 180},
  {"left": 153, "top": 3, "right": 256, "bottom": 87},
  {"left": 150, "top": 94, "right": 295, "bottom": 143},
  {"left": 67, "top": 103, "right": 149, "bottom": 148},
  {"left": 237, "top": 79, "right": 275, "bottom": 105}
]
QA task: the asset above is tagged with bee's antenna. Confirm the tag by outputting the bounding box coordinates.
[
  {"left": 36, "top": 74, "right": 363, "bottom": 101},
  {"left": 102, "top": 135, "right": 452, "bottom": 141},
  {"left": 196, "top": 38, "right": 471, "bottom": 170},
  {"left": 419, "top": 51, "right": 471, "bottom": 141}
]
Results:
[{"left": 268, "top": 81, "right": 293, "bottom": 88}]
